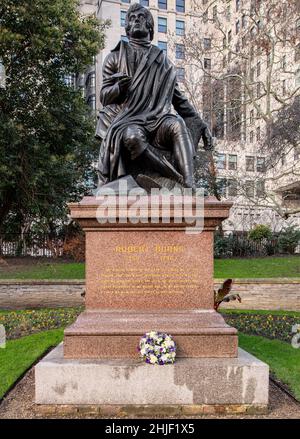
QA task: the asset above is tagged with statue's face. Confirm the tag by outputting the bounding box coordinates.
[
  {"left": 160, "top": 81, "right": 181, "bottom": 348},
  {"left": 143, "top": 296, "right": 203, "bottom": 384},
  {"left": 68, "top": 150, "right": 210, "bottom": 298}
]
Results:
[{"left": 127, "top": 9, "right": 150, "bottom": 39}]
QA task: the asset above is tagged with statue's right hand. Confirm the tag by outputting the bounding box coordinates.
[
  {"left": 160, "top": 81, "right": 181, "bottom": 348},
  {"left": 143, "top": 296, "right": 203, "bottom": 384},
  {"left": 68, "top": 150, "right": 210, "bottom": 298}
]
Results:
[{"left": 118, "top": 76, "right": 132, "bottom": 94}]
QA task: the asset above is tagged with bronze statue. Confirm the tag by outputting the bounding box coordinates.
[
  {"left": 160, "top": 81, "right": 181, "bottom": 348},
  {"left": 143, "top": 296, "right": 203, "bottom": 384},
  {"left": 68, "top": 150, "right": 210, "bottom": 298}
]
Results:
[{"left": 96, "top": 3, "right": 213, "bottom": 191}]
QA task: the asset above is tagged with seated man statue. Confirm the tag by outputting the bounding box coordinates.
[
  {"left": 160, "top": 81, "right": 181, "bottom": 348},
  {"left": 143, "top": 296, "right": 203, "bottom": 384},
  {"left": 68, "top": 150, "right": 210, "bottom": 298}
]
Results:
[{"left": 95, "top": 2, "right": 213, "bottom": 191}]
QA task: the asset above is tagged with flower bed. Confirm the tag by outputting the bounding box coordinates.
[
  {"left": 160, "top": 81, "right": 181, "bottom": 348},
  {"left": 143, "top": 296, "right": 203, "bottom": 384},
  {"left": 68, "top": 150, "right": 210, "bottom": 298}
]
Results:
[
  {"left": 0, "top": 307, "right": 82, "bottom": 339},
  {"left": 223, "top": 312, "right": 299, "bottom": 343}
]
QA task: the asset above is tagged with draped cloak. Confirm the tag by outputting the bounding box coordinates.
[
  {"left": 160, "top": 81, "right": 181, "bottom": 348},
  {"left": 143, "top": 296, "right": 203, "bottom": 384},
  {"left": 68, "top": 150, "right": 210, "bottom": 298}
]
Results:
[{"left": 96, "top": 40, "right": 205, "bottom": 181}]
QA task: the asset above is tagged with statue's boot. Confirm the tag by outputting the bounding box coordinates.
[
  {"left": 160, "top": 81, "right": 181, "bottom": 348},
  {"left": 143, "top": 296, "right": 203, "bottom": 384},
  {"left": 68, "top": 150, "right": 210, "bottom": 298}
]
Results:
[
  {"left": 140, "top": 148, "right": 184, "bottom": 184},
  {"left": 172, "top": 132, "right": 195, "bottom": 189}
]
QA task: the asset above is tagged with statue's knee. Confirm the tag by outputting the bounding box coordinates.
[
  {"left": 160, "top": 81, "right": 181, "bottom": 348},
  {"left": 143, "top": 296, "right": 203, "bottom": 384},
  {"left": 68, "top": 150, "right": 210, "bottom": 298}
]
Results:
[
  {"left": 122, "top": 126, "right": 146, "bottom": 159},
  {"left": 168, "top": 117, "right": 187, "bottom": 137}
]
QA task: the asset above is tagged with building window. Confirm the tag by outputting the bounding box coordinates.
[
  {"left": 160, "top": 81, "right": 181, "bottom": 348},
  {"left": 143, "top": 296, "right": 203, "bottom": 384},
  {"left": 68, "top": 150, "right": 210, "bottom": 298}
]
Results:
[
  {"left": 257, "top": 61, "right": 261, "bottom": 77},
  {"left": 158, "top": 17, "right": 167, "bottom": 33},
  {"left": 176, "top": 67, "right": 185, "bottom": 82},
  {"left": 158, "top": 41, "right": 167, "bottom": 55},
  {"left": 296, "top": 44, "right": 300, "bottom": 62},
  {"left": 250, "top": 131, "right": 254, "bottom": 143},
  {"left": 257, "top": 157, "right": 265, "bottom": 172},
  {"left": 294, "top": 147, "right": 300, "bottom": 161},
  {"left": 282, "top": 55, "right": 286, "bottom": 70},
  {"left": 228, "top": 154, "right": 237, "bottom": 170},
  {"left": 203, "top": 38, "right": 211, "bottom": 50},
  {"left": 228, "top": 179, "right": 238, "bottom": 197},
  {"left": 226, "top": 5, "right": 231, "bottom": 21},
  {"left": 242, "top": 14, "right": 247, "bottom": 28},
  {"left": 213, "top": 6, "right": 217, "bottom": 22},
  {"left": 86, "top": 72, "right": 95, "bottom": 88},
  {"left": 216, "top": 178, "right": 227, "bottom": 197},
  {"left": 175, "top": 43, "right": 185, "bottom": 59},
  {"left": 216, "top": 153, "right": 226, "bottom": 170},
  {"left": 236, "top": 20, "right": 240, "bottom": 34},
  {"left": 228, "top": 30, "right": 232, "bottom": 43},
  {"left": 87, "top": 95, "right": 96, "bottom": 111},
  {"left": 158, "top": 0, "right": 167, "bottom": 10},
  {"left": 256, "top": 126, "right": 261, "bottom": 141},
  {"left": 257, "top": 82, "right": 261, "bottom": 98},
  {"left": 204, "top": 58, "right": 211, "bottom": 69},
  {"left": 121, "top": 11, "right": 126, "bottom": 27},
  {"left": 246, "top": 156, "right": 255, "bottom": 171},
  {"left": 256, "top": 180, "right": 265, "bottom": 198},
  {"left": 250, "top": 109, "right": 254, "bottom": 124},
  {"left": 236, "top": 0, "right": 240, "bottom": 11},
  {"left": 122, "top": 0, "right": 131, "bottom": 3},
  {"left": 203, "top": 10, "right": 208, "bottom": 23},
  {"left": 282, "top": 79, "right": 286, "bottom": 95},
  {"left": 296, "top": 69, "right": 300, "bottom": 87},
  {"left": 176, "top": 20, "right": 185, "bottom": 36},
  {"left": 140, "top": 0, "right": 149, "bottom": 5},
  {"left": 176, "top": 0, "right": 185, "bottom": 13},
  {"left": 245, "top": 180, "right": 255, "bottom": 198}
]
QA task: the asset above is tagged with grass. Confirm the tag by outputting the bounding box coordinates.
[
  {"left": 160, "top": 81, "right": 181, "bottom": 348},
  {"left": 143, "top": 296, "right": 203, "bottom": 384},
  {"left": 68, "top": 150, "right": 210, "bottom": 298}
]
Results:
[
  {"left": 0, "top": 255, "right": 299, "bottom": 279},
  {"left": 221, "top": 309, "right": 300, "bottom": 317},
  {"left": 214, "top": 256, "right": 300, "bottom": 278},
  {"left": 0, "top": 329, "right": 63, "bottom": 400},
  {"left": 239, "top": 333, "right": 300, "bottom": 400},
  {"left": 0, "top": 327, "right": 299, "bottom": 403}
]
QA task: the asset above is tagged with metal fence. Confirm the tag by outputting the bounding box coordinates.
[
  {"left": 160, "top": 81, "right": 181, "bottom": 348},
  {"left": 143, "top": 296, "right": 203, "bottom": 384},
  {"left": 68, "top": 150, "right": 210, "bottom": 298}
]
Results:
[
  {"left": 0, "top": 235, "right": 64, "bottom": 258},
  {"left": 214, "top": 233, "right": 280, "bottom": 258}
]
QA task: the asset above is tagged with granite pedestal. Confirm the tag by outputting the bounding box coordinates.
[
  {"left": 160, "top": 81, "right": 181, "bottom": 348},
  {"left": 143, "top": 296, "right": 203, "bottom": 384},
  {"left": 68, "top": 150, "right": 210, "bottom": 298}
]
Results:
[{"left": 35, "top": 195, "right": 269, "bottom": 409}]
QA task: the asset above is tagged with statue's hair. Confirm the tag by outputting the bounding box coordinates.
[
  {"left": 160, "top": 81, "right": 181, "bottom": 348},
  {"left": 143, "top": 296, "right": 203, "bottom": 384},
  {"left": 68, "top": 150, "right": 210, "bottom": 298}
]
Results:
[{"left": 125, "top": 3, "right": 154, "bottom": 41}]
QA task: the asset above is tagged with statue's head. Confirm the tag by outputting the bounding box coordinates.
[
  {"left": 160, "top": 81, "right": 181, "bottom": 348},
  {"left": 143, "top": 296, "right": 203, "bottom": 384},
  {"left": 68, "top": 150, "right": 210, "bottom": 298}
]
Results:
[{"left": 125, "top": 3, "right": 154, "bottom": 41}]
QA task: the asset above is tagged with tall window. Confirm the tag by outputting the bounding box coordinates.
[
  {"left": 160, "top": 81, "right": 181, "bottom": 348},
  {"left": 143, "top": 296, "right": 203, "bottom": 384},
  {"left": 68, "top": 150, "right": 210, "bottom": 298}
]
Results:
[
  {"left": 203, "top": 38, "right": 211, "bottom": 50},
  {"left": 204, "top": 58, "right": 211, "bottom": 69},
  {"left": 122, "top": 0, "right": 130, "bottom": 3},
  {"left": 257, "top": 157, "right": 265, "bottom": 172},
  {"left": 176, "top": 67, "right": 185, "bottom": 82},
  {"left": 256, "top": 180, "right": 265, "bottom": 198},
  {"left": 176, "top": 0, "right": 185, "bottom": 13},
  {"left": 246, "top": 156, "right": 255, "bottom": 171},
  {"left": 216, "top": 153, "right": 226, "bottom": 170},
  {"left": 228, "top": 30, "right": 232, "bottom": 43},
  {"left": 245, "top": 180, "right": 255, "bottom": 198},
  {"left": 140, "top": 0, "right": 149, "bottom": 5},
  {"left": 120, "top": 11, "right": 126, "bottom": 27},
  {"left": 250, "top": 131, "right": 254, "bottom": 143},
  {"left": 256, "top": 126, "right": 261, "bottom": 141},
  {"left": 87, "top": 95, "right": 96, "bottom": 111},
  {"left": 175, "top": 43, "right": 185, "bottom": 59},
  {"left": 236, "top": 0, "right": 240, "bottom": 11},
  {"left": 228, "top": 179, "right": 238, "bottom": 197},
  {"left": 242, "top": 15, "right": 247, "bottom": 28},
  {"left": 158, "top": 17, "right": 167, "bottom": 33},
  {"left": 176, "top": 20, "right": 185, "bottom": 36},
  {"left": 257, "top": 61, "right": 261, "bottom": 77},
  {"left": 236, "top": 20, "right": 240, "bottom": 34},
  {"left": 158, "top": 41, "right": 167, "bottom": 55},
  {"left": 228, "top": 154, "right": 237, "bottom": 170},
  {"left": 213, "top": 6, "right": 217, "bottom": 22},
  {"left": 158, "top": 0, "right": 167, "bottom": 9}
]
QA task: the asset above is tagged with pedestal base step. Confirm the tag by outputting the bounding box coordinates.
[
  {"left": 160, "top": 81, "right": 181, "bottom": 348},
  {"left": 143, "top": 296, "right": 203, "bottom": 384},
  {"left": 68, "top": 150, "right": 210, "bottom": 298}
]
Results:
[
  {"left": 35, "top": 344, "right": 269, "bottom": 406},
  {"left": 63, "top": 310, "right": 238, "bottom": 358}
]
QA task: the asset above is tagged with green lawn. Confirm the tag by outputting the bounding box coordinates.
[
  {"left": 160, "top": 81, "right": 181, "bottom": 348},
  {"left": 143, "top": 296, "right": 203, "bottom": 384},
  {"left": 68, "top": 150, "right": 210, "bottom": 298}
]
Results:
[
  {"left": 239, "top": 333, "right": 300, "bottom": 400},
  {"left": 0, "top": 328, "right": 299, "bottom": 402},
  {"left": 221, "top": 309, "right": 300, "bottom": 317},
  {"left": 215, "top": 256, "right": 300, "bottom": 278},
  {"left": 0, "top": 256, "right": 299, "bottom": 279},
  {"left": 0, "top": 329, "right": 63, "bottom": 399}
]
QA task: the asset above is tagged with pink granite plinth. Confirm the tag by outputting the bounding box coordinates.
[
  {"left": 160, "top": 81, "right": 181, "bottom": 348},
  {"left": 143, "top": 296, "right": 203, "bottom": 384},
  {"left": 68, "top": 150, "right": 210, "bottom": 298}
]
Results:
[{"left": 65, "top": 195, "right": 237, "bottom": 358}]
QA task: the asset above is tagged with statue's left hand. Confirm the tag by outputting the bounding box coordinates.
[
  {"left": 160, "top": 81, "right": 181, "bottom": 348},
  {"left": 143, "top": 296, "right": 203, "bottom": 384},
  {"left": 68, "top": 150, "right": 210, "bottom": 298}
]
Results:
[{"left": 202, "top": 125, "right": 214, "bottom": 151}]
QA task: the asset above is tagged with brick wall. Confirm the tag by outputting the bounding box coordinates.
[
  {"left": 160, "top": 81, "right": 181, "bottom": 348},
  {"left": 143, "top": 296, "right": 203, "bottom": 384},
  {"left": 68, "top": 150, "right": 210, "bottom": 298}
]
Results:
[{"left": 0, "top": 279, "right": 299, "bottom": 311}]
